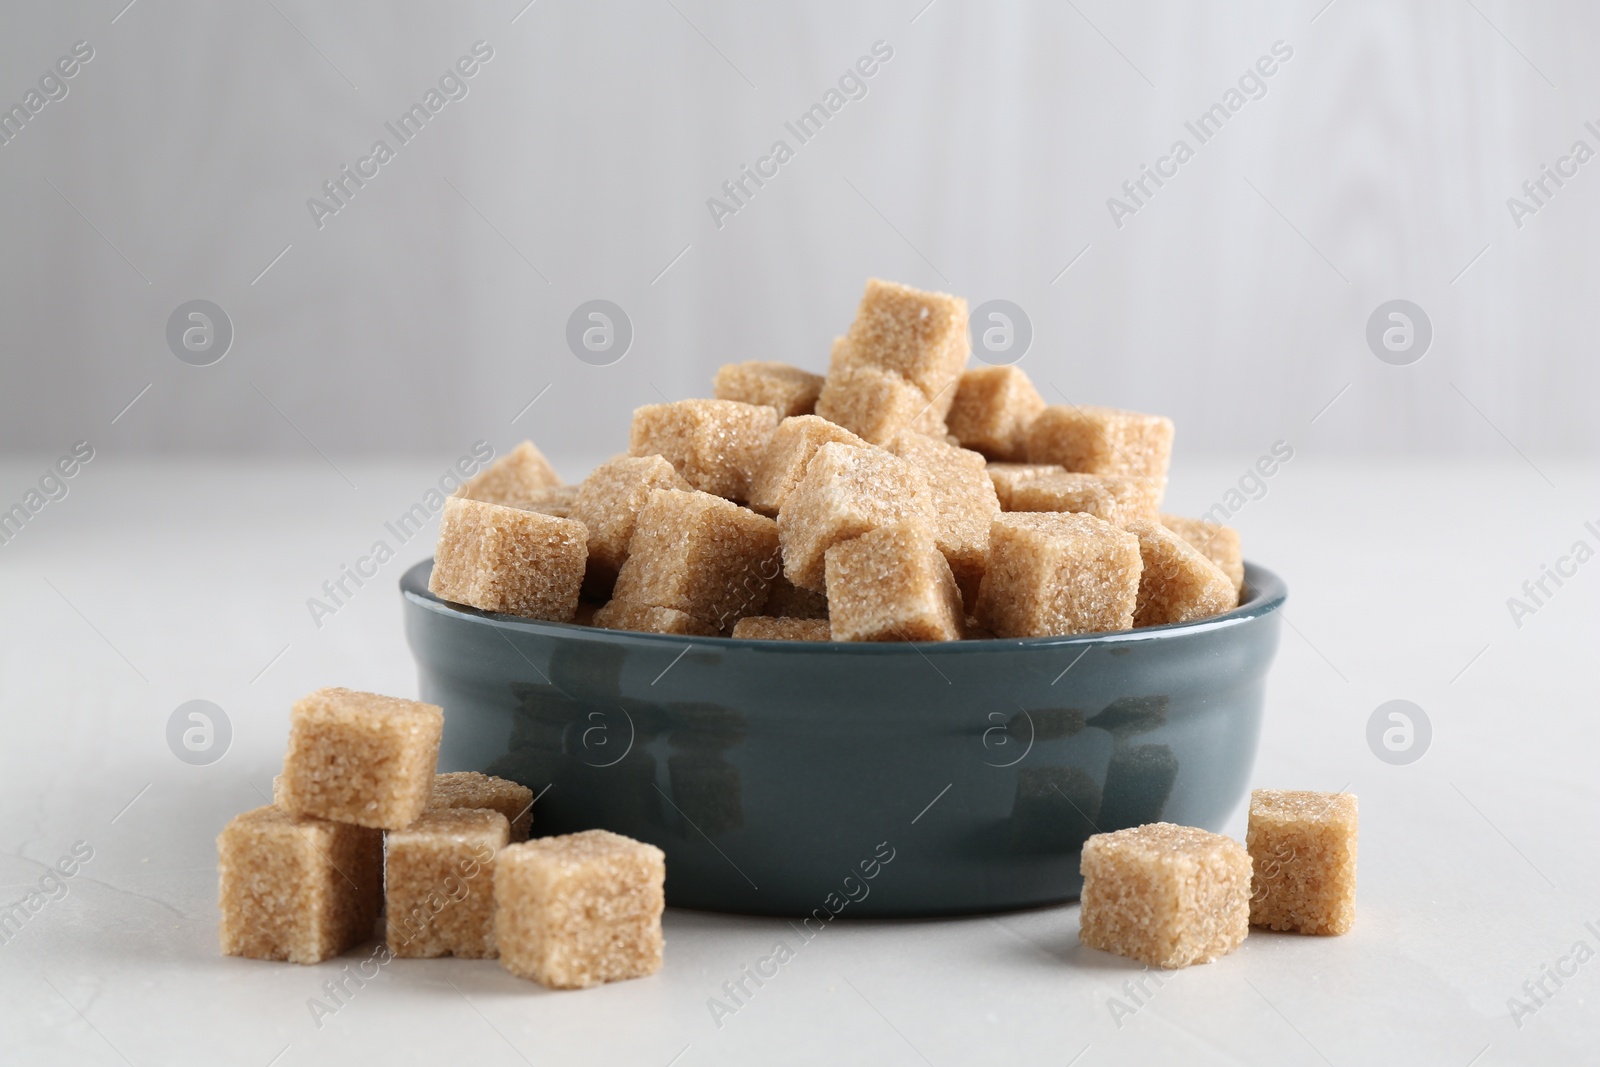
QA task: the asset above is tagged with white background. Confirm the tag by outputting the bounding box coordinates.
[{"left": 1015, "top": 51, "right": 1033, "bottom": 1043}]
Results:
[
  {"left": 0, "top": 0, "right": 1596, "bottom": 467},
  {"left": 2, "top": 2, "right": 1598, "bottom": 1064}
]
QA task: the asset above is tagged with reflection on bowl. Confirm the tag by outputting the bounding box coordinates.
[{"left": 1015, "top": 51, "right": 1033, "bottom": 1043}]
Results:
[{"left": 401, "top": 559, "right": 1286, "bottom": 917}]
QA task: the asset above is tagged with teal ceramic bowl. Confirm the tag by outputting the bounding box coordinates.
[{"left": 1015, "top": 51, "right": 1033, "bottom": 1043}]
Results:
[{"left": 400, "top": 559, "right": 1285, "bottom": 917}]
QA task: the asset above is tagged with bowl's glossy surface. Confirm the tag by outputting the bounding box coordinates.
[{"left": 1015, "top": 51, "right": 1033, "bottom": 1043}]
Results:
[{"left": 401, "top": 559, "right": 1285, "bottom": 917}]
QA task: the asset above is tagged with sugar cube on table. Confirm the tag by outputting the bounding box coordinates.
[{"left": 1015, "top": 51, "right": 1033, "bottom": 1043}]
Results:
[
  {"left": 428, "top": 771, "right": 534, "bottom": 842},
  {"left": 814, "top": 360, "right": 945, "bottom": 445},
  {"left": 429, "top": 496, "right": 588, "bottom": 621},
  {"left": 570, "top": 455, "right": 692, "bottom": 591},
  {"left": 610, "top": 488, "right": 780, "bottom": 631},
  {"left": 986, "top": 463, "right": 1065, "bottom": 511},
  {"left": 761, "top": 573, "right": 829, "bottom": 619},
  {"left": 776, "top": 442, "right": 934, "bottom": 592},
  {"left": 947, "top": 366, "right": 1046, "bottom": 462},
  {"left": 841, "top": 277, "right": 969, "bottom": 407},
  {"left": 629, "top": 399, "right": 780, "bottom": 503},
  {"left": 591, "top": 600, "right": 720, "bottom": 636},
  {"left": 217, "top": 806, "right": 382, "bottom": 964},
  {"left": 1026, "top": 405, "right": 1175, "bottom": 483},
  {"left": 1079, "top": 822, "right": 1253, "bottom": 969},
  {"left": 824, "top": 520, "right": 965, "bottom": 642},
  {"left": 747, "top": 415, "right": 869, "bottom": 517},
  {"left": 1247, "top": 789, "right": 1358, "bottom": 936},
  {"left": 495, "top": 829, "right": 666, "bottom": 989},
  {"left": 974, "top": 513, "right": 1142, "bottom": 637},
  {"left": 385, "top": 809, "right": 509, "bottom": 959},
  {"left": 1008, "top": 472, "right": 1163, "bottom": 527},
  {"left": 1162, "top": 514, "right": 1245, "bottom": 595},
  {"left": 730, "top": 616, "right": 831, "bottom": 641},
  {"left": 713, "top": 360, "right": 824, "bottom": 418},
  {"left": 278, "top": 688, "right": 443, "bottom": 830},
  {"left": 887, "top": 431, "right": 1002, "bottom": 609},
  {"left": 1125, "top": 520, "right": 1237, "bottom": 626},
  {"left": 455, "top": 441, "right": 562, "bottom": 507}
]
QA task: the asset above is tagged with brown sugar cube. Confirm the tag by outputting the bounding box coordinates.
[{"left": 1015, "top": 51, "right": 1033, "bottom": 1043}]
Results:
[
  {"left": 974, "top": 513, "right": 1142, "bottom": 637},
  {"left": 455, "top": 441, "right": 562, "bottom": 506},
  {"left": 1026, "top": 405, "right": 1175, "bottom": 482},
  {"left": 824, "top": 520, "right": 964, "bottom": 642},
  {"left": 592, "top": 600, "right": 720, "bottom": 637},
  {"left": 887, "top": 430, "right": 1001, "bottom": 608},
  {"left": 730, "top": 616, "right": 832, "bottom": 641},
  {"left": 825, "top": 332, "right": 852, "bottom": 374},
  {"left": 217, "top": 807, "right": 382, "bottom": 964},
  {"left": 986, "top": 463, "right": 1065, "bottom": 510},
  {"left": 831, "top": 332, "right": 958, "bottom": 434},
  {"left": 1009, "top": 471, "right": 1164, "bottom": 527},
  {"left": 1079, "top": 822, "right": 1252, "bottom": 969},
  {"left": 1162, "top": 514, "right": 1245, "bottom": 595},
  {"left": 909, "top": 400, "right": 952, "bottom": 437},
  {"left": 763, "top": 573, "right": 829, "bottom": 619},
  {"left": 747, "top": 415, "right": 869, "bottom": 517},
  {"left": 428, "top": 771, "right": 535, "bottom": 841},
  {"left": 842, "top": 278, "right": 969, "bottom": 406},
  {"left": 278, "top": 688, "right": 443, "bottom": 830},
  {"left": 429, "top": 496, "right": 587, "bottom": 621},
  {"left": 571, "top": 455, "right": 693, "bottom": 582},
  {"left": 713, "top": 361, "right": 824, "bottom": 418},
  {"left": 821, "top": 331, "right": 952, "bottom": 436},
  {"left": 1247, "top": 790, "right": 1358, "bottom": 936},
  {"left": 776, "top": 442, "right": 935, "bottom": 592},
  {"left": 494, "top": 829, "right": 665, "bottom": 989},
  {"left": 518, "top": 485, "right": 580, "bottom": 520},
  {"left": 947, "top": 366, "right": 1046, "bottom": 462},
  {"left": 1125, "top": 520, "right": 1238, "bottom": 627},
  {"left": 611, "top": 489, "right": 780, "bottom": 630},
  {"left": 814, "top": 360, "right": 943, "bottom": 445},
  {"left": 385, "top": 809, "right": 509, "bottom": 958},
  {"left": 628, "top": 399, "right": 780, "bottom": 503}
]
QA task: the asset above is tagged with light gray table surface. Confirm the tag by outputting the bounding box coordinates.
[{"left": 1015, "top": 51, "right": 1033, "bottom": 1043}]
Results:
[{"left": 1, "top": 455, "right": 1595, "bottom": 1065}]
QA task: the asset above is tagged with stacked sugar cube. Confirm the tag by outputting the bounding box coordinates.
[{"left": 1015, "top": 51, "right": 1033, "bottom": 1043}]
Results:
[
  {"left": 218, "top": 687, "right": 664, "bottom": 989},
  {"left": 429, "top": 276, "right": 1246, "bottom": 641}
]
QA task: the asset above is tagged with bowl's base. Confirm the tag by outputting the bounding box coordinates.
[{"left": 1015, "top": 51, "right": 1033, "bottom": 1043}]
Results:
[
  {"left": 659, "top": 885, "right": 1083, "bottom": 920},
  {"left": 663, "top": 890, "right": 1083, "bottom": 923}
]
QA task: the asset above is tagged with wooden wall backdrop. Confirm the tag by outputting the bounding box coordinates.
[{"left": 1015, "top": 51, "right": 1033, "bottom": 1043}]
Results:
[{"left": 0, "top": 1, "right": 1592, "bottom": 462}]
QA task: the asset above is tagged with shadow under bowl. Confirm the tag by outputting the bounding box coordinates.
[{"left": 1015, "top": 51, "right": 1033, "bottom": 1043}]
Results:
[{"left": 400, "top": 559, "right": 1286, "bottom": 918}]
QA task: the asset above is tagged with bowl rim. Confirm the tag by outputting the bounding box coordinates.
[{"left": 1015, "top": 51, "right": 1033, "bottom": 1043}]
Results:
[{"left": 400, "top": 558, "right": 1286, "bottom": 655}]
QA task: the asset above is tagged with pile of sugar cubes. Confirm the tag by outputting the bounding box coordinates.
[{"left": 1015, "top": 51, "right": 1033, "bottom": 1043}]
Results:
[
  {"left": 428, "top": 277, "right": 1245, "bottom": 640},
  {"left": 1078, "top": 789, "right": 1358, "bottom": 968},
  {"left": 217, "top": 687, "right": 665, "bottom": 989}
]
